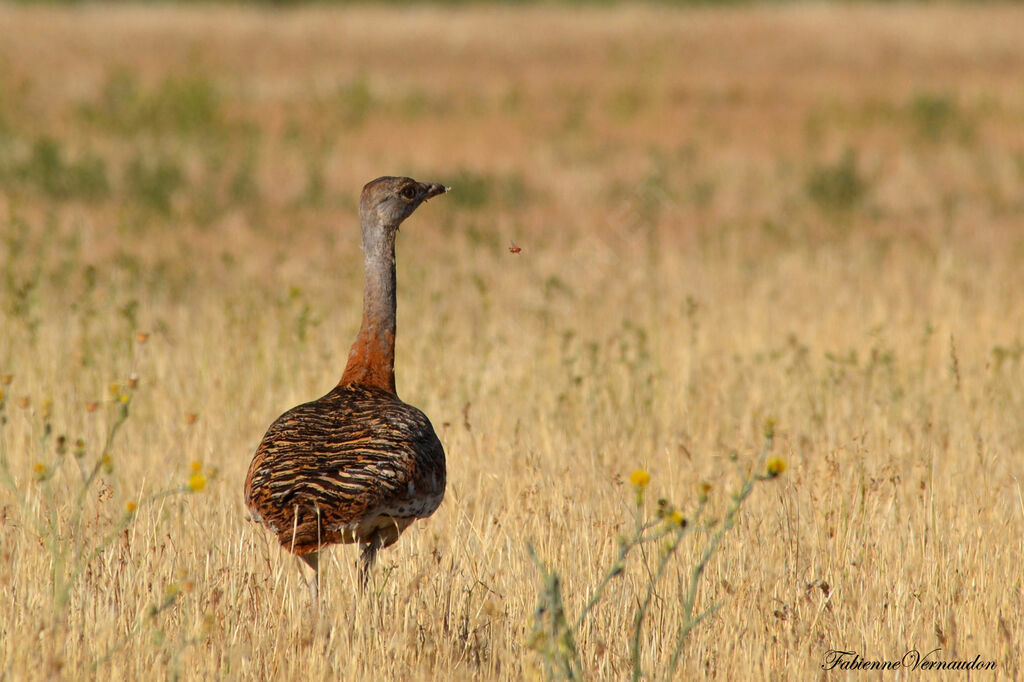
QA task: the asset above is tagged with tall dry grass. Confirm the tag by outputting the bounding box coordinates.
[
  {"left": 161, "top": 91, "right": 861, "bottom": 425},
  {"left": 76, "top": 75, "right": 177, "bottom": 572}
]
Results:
[{"left": 0, "top": 4, "right": 1022, "bottom": 679}]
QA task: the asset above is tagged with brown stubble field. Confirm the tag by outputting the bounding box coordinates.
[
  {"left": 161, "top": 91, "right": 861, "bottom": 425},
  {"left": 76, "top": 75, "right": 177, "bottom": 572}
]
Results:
[{"left": 1, "top": 3, "right": 1023, "bottom": 680}]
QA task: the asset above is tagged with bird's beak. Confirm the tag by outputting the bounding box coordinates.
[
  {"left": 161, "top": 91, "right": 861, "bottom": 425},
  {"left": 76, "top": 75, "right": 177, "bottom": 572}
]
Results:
[{"left": 422, "top": 183, "right": 450, "bottom": 200}]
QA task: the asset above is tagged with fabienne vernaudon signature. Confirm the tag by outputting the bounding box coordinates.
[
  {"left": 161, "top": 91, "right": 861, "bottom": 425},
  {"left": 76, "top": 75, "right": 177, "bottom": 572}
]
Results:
[{"left": 822, "top": 649, "right": 998, "bottom": 672}]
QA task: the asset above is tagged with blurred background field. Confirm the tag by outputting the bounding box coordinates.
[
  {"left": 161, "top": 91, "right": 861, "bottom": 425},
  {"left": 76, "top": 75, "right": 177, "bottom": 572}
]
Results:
[{"left": 0, "top": 3, "right": 1022, "bottom": 680}]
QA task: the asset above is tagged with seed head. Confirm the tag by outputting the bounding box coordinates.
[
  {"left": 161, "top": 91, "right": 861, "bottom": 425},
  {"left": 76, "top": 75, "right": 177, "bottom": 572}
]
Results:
[{"left": 656, "top": 497, "right": 668, "bottom": 517}]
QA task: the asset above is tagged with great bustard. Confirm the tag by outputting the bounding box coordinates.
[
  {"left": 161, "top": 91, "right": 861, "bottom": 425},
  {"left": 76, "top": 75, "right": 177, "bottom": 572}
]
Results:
[{"left": 244, "top": 176, "right": 449, "bottom": 600}]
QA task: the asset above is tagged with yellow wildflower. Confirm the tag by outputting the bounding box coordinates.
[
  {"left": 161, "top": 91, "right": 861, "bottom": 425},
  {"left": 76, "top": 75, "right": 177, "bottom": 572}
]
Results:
[
  {"left": 766, "top": 457, "right": 788, "bottom": 478},
  {"left": 188, "top": 472, "right": 207, "bottom": 492},
  {"left": 125, "top": 501, "right": 137, "bottom": 513},
  {"left": 669, "top": 510, "right": 686, "bottom": 527},
  {"left": 190, "top": 460, "right": 203, "bottom": 473},
  {"left": 629, "top": 469, "right": 651, "bottom": 488}
]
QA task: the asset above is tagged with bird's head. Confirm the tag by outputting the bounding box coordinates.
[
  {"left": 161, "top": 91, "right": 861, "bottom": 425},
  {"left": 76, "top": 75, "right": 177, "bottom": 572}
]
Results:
[{"left": 360, "top": 176, "right": 449, "bottom": 232}]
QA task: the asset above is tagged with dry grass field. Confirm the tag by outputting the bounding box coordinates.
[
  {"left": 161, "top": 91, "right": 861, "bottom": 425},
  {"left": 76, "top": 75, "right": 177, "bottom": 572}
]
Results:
[{"left": 1, "top": 3, "right": 1023, "bottom": 680}]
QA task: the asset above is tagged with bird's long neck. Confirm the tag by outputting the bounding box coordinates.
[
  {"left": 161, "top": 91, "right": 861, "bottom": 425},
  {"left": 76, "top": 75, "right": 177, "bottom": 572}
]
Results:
[{"left": 340, "top": 220, "right": 398, "bottom": 394}]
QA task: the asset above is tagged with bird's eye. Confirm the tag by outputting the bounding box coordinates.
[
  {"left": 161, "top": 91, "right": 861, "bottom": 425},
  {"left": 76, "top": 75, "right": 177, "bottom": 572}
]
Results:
[{"left": 400, "top": 186, "right": 417, "bottom": 201}]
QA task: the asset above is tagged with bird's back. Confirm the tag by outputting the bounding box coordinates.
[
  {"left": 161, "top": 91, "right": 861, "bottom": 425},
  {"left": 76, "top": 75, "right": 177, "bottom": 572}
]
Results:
[{"left": 244, "top": 383, "right": 446, "bottom": 555}]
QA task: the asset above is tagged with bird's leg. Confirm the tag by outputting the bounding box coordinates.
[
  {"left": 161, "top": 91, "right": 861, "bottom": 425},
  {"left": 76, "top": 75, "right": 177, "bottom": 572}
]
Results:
[
  {"left": 359, "top": 533, "right": 382, "bottom": 593},
  {"left": 299, "top": 551, "right": 320, "bottom": 608}
]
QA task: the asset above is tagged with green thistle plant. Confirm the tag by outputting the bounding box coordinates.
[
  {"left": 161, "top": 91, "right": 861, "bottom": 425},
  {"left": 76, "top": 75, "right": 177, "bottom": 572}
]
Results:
[
  {"left": 0, "top": 333, "right": 208, "bottom": 670},
  {"left": 528, "top": 421, "right": 787, "bottom": 681}
]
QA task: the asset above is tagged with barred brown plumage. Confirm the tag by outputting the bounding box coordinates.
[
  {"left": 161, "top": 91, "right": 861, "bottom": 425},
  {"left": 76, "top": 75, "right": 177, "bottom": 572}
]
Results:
[{"left": 244, "top": 176, "right": 449, "bottom": 601}]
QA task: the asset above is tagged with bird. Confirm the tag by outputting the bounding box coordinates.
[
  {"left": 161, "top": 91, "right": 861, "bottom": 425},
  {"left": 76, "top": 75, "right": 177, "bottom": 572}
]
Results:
[{"left": 244, "top": 176, "right": 449, "bottom": 602}]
